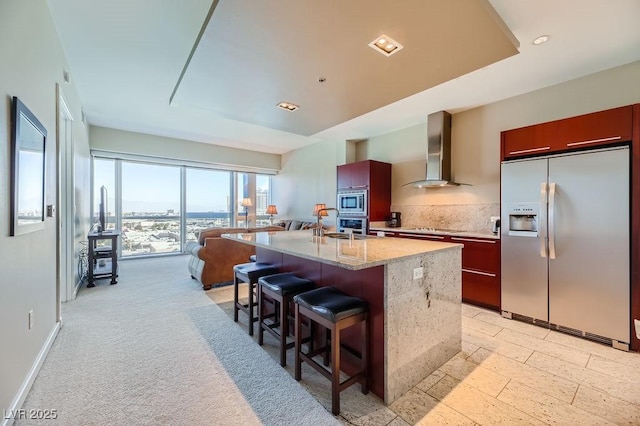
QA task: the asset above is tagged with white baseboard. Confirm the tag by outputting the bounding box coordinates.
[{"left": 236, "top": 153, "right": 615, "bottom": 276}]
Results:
[{"left": 2, "top": 322, "right": 60, "bottom": 426}]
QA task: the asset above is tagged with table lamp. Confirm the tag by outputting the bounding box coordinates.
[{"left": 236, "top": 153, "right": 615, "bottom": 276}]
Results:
[
  {"left": 266, "top": 204, "right": 278, "bottom": 225},
  {"left": 241, "top": 198, "right": 252, "bottom": 228}
]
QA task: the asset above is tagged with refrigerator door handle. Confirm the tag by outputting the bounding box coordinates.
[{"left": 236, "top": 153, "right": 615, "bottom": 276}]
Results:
[
  {"left": 540, "top": 182, "right": 548, "bottom": 258},
  {"left": 549, "top": 182, "right": 556, "bottom": 259}
]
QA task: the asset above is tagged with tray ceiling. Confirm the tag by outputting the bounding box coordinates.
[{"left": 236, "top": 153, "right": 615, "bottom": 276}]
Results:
[{"left": 170, "top": 0, "right": 519, "bottom": 136}]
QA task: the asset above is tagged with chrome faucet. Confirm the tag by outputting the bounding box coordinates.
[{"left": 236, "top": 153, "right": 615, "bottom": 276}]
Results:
[{"left": 316, "top": 207, "right": 338, "bottom": 235}]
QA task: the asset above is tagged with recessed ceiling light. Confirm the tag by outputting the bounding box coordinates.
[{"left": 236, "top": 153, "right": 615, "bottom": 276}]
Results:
[
  {"left": 277, "top": 101, "right": 299, "bottom": 112},
  {"left": 369, "top": 34, "right": 403, "bottom": 57},
  {"left": 532, "top": 35, "right": 549, "bottom": 45}
]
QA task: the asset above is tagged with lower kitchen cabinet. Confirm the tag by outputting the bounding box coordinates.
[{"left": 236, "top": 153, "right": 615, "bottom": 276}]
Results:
[
  {"left": 452, "top": 236, "right": 501, "bottom": 311},
  {"left": 371, "top": 230, "right": 501, "bottom": 311}
]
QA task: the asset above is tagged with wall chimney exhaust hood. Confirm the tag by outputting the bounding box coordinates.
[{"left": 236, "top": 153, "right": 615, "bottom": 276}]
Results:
[{"left": 404, "top": 110, "right": 467, "bottom": 188}]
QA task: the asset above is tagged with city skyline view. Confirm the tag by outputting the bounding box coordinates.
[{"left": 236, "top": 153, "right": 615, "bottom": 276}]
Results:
[{"left": 92, "top": 157, "right": 272, "bottom": 257}]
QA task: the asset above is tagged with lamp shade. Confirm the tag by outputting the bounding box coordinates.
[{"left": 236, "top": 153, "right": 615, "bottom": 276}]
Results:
[
  {"left": 313, "top": 203, "right": 328, "bottom": 217},
  {"left": 241, "top": 198, "right": 252, "bottom": 208},
  {"left": 266, "top": 205, "right": 278, "bottom": 215}
]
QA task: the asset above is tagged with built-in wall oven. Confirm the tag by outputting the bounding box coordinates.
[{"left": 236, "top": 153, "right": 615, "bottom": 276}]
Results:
[
  {"left": 338, "top": 217, "right": 367, "bottom": 235},
  {"left": 337, "top": 190, "right": 367, "bottom": 216}
]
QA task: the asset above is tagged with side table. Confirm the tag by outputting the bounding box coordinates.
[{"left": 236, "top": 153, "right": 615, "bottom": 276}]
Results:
[{"left": 87, "top": 229, "right": 120, "bottom": 287}]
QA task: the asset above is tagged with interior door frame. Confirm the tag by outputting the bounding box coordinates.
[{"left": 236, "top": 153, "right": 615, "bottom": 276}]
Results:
[{"left": 56, "top": 84, "right": 75, "bottom": 317}]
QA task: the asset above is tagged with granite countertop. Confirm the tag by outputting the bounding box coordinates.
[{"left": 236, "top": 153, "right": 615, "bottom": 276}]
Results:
[
  {"left": 369, "top": 226, "right": 500, "bottom": 240},
  {"left": 223, "top": 229, "right": 461, "bottom": 270}
]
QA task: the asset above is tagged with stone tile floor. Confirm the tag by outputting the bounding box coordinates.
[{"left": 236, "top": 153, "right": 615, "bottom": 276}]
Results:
[{"left": 208, "top": 284, "right": 640, "bottom": 425}]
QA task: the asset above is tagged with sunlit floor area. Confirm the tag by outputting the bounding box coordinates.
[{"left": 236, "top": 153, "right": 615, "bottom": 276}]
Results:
[
  {"left": 210, "top": 281, "right": 640, "bottom": 425},
  {"left": 19, "top": 255, "right": 640, "bottom": 425}
]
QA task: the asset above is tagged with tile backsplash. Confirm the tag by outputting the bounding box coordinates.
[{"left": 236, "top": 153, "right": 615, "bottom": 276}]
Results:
[{"left": 390, "top": 203, "right": 500, "bottom": 234}]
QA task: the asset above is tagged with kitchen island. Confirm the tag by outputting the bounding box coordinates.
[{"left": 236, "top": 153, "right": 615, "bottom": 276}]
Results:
[{"left": 223, "top": 230, "right": 462, "bottom": 404}]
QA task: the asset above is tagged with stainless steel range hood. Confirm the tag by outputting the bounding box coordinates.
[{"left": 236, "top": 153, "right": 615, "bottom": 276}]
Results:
[{"left": 405, "top": 111, "right": 467, "bottom": 188}]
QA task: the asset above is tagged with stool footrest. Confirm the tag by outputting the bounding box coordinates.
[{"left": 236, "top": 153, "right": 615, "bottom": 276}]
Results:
[{"left": 299, "top": 352, "right": 365, "bottom": 392}]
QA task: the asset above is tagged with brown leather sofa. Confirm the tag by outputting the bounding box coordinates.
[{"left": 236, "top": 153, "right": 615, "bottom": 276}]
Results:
[{"left": 186, "top": 226, "right": 286, "bottom": 290}]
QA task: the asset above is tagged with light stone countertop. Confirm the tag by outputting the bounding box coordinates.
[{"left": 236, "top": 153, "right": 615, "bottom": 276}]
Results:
[
  {"left": 223, "top": 229, "right": 461, "bottom": 270},
  {"left": 369, "top": 226, "right": 500, "bottom": 240}
]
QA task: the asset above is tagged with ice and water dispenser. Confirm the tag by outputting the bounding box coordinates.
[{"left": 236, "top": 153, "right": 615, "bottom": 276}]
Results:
[{"left": 506, "top": 203, "right": 539, "bottom": 237}]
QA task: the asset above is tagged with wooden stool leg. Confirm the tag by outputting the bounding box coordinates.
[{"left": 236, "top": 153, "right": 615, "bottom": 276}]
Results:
[
  {"left": 258, "top": 284, "right": 264, "bottom": 345},
  {"left": 233, "top": 275, "right": 239, "bottom": 322},
  {"left": 248, "top": 281, "right": 255, "bottom": 336},
  {"left": 323, "top": 328, "right": 330, "bottom": 367},
  {"left": 361, "top": 312, "right": 369, "bottom": 394},
  {"left": 294, "top": 303, "right": 302, "bottom": 381},
  {"left": 279, "top": 295, "right": 288, "bottom": 367},
  {"left": 331, "top": 325, "right": 341, "bottom": 416}
]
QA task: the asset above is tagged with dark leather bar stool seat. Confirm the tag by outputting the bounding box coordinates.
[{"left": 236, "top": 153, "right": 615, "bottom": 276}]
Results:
[
  {"left": 258, "top": 273, "right": 315, "bottom": 366},
  {"left": 233, "top": 262, "right": 278, "bottom": 335},
  {"left": 293, "top": 287, "right": 369, "bottom": 415}
]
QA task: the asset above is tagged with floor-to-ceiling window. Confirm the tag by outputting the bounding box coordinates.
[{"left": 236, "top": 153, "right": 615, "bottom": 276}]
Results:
[
  {"left": 121, "top": 162, "right": 181, "bottom": 256},
  {"left": 256, "top": 174, "right": 271, "bottom": 226},
  {"left": 92, "top": 155, "right": 272, "bottom": 258},
  {"left": 186, "top": 168, "right": 232, "bottom": 241}
]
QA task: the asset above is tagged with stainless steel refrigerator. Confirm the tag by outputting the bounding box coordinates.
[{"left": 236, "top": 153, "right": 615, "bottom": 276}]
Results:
[{"left": 501, "top": 147, "right": 630, "bottom": 348}]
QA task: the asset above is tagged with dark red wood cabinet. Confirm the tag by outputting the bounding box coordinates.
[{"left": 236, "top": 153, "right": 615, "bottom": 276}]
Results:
[
  {"left": 337, "top": 160, "right": 391, "bottom": 221},
  {"left": 337, "top": 161, "right": 370, "bottom": 189},
  {"left": 556, "top": 105, "right": 633, "bottom": 150},
  {"left": 451, "top": 236, "right": 501, "bottom": 311},
  {"left": 501, "top": 105, "right": 633, "bottom": 161},
  {"left": 502, "top": 121, "right": 557, "bottom": 160}
]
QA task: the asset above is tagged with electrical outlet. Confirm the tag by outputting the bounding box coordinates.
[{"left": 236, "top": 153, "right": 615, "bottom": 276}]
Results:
[
  {"left": 413, "top": 267, "right": 423, "bottom": 280},
  {"left": 490, "top": 216, "right": 500, "bottom": 223},
  {"left": 28, "top": 310, "right": 33, "bottom": 330}
]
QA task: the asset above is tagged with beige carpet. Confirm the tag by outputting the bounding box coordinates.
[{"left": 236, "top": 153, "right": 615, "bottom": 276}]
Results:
[{"left": 17, "top": 255, "right": 339, "bottom": 426}]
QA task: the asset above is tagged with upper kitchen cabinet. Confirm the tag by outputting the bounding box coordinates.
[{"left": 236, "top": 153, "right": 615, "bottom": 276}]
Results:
[
  {"left": 501, "top": 105, "right": 633, "bottom": 161},
  {"left": 337, "top": 160, "right": 391, "bottom": 221},
  {"left": 337, "top": 161, "right": 369, "bottom": 189},
  {"left": 502, "top": 121, "right": 558, "bottom": 160},
  {"left": 556, "top": 105, "right": 633, "bottom": 150}
]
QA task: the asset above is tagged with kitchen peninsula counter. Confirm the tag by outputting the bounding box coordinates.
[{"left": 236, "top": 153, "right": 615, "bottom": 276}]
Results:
[{"left": 224, "top": 230, "right": 463, "bottom": 404}]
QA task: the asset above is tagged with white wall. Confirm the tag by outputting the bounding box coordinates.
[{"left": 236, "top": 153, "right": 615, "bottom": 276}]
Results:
[
  {"left": 0, "top": 0, "right": 90, "bottom": 416},
  {"left": 90, "top": 126, "right": 281, "bottom": 173},
  {"left": 273, "top": 140, "right": 345, "bottom": 226},
  {"left": 274, "top": 60, "right": 640, "bottom": 223}
]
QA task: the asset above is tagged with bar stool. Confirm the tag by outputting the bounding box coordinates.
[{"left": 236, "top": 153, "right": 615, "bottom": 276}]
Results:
[
  {"left": 258, "top": 273, "right": 315, "bottom": 366},
  {"left": 233, "top": 262, "right": 278, "bottom": 335},
  {"left": 293, "top": 287, "right": 369, "bottom": 415}
]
